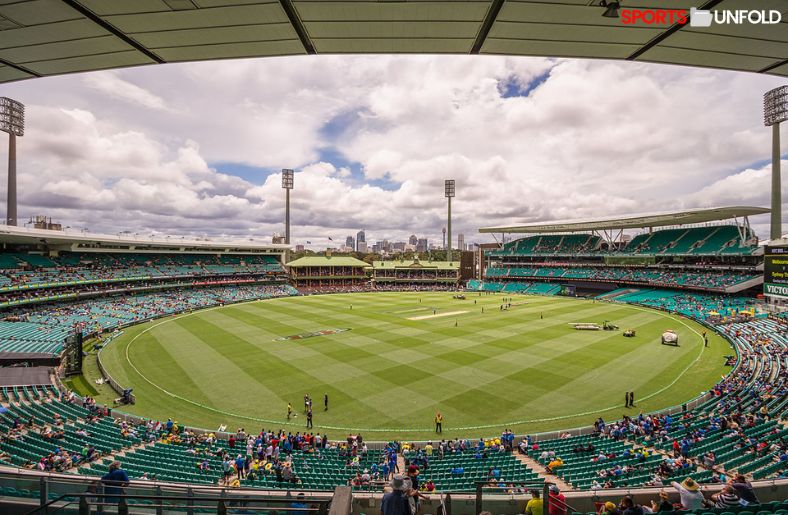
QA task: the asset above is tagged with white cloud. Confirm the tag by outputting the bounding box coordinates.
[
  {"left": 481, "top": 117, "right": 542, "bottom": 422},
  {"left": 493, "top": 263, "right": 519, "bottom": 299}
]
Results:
[
  {"left": 84, "top": 72, "right": 169, "bottom": 112},
  {"left": 0, "top": 55, "right": 784, "bottom": 247}
]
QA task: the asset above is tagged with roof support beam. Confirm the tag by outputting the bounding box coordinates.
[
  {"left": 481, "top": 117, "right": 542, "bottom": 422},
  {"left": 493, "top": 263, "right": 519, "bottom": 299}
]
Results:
[
  {"left": 627, "top": 0, "right": 725, "bottom": 61},
  {"left": 471, "top": 0, "right": 506, "bottom": 54},
  {"left": 60, "top": 0, "right": 165, "bottom": 64},
  {"left": 759, "top": 58, "right": 788, "bottom": 74},
  {"left": 279, "top": 0, "right": 316, "bottom": 55},
  {"left": 0, "top": 58, "right": 40, "bottom": 78}
]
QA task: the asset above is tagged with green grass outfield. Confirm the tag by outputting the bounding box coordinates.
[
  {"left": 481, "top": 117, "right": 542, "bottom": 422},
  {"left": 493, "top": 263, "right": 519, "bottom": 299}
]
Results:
[{"left": 91, "top": 292, "right": 730, "bottom": 441}]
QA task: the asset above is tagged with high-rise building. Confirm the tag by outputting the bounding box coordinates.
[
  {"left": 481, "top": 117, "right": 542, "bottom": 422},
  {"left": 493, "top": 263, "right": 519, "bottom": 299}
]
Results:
[
  {"left": 457, "top": 234, "right": 465, "bottom": 253},
  {"left": 346, "top": 235, "right": 355, "bottom": 250},
  {"left": 416, "top": 238, "right": 428, "bottom": 253},
  {"left": 295, "top": 244, "right": 305, "bottom": 252},
  {"left": 356, "top": 230, "right": 366, "bottom": 251},
  {"left": 393, "top": 241, "right": 406, "bottom": 252},
  {"left": 409, "top": 234, "right": 417, "bottom": 246},
  {"left": 357, "top": 241, "right": 368, "bottom": 253}
]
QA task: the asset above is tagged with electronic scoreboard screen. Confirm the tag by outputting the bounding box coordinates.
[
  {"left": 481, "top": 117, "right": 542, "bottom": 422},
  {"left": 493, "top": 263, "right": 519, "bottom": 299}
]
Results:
[
  {"left": 560, "top": 284, "right": 576, "bottom": 296},
  {"left": 764, "top": 246, "right": 788, "bottom": 298}
]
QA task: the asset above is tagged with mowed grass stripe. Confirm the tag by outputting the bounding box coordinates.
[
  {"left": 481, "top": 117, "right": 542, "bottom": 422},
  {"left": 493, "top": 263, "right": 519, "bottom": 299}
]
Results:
[
  {"left": 162, "top": 318, "right": 286, "bottom": 411},
  {"left": 182, "top": 307, "right": 429, "bottom": 425},
  {"left": 97, "top": 292, "right": 728, "bottom": 439}
]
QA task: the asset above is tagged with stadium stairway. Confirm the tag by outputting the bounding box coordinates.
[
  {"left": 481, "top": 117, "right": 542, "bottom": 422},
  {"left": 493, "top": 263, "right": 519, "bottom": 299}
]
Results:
[{"left": 514, "top": 450, "right": 573, "bottom": 491}]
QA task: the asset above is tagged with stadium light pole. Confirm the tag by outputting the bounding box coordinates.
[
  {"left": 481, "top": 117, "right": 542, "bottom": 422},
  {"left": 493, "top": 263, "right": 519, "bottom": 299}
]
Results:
[
  {"left": 282, "top": 169, "right": 294, "bottom": 260},
  {"left": 445, "top": 180, "right": 455, "bottom": 263},
  {"left": 0, "top": 97, "right": 24, "bottom": 227},
  {"left": 765, "top": 86, "right": 788, "bottom": 241}
]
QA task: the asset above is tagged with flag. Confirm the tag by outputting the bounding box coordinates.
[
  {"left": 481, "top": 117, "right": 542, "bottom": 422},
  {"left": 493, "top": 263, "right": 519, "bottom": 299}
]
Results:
[
  {"left": 328, "top": 236, "right": 333, "bottom": 241},
  {"left": 306, "top": 241, "right": 312, "bottom": 244}
]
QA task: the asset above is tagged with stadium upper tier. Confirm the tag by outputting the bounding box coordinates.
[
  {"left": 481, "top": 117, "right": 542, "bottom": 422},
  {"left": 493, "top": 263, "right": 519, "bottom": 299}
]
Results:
[
  {"left": 487, "top": 226, "right": 757, "bottom": 257},
  {"left": 484, "top": 266, "right": 759, "bottom": 292},
  {"left": 0, "top": 252, "right": 285, "bottom": 295}
]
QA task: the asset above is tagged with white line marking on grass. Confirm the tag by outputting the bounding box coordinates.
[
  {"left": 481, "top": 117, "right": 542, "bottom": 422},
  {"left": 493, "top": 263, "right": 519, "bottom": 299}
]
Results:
[
  {"left": 407, "top": 310, "right": 468, "bottom": 321},
  {"left": 111, "top": 298, "right": 715, "bottom": 433},
  {"left": 390, "top": 307, "right": 434, "bottom": 314}
]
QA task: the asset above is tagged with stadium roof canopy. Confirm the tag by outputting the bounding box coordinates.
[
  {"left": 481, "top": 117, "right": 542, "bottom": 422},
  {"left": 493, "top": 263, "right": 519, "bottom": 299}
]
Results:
[
  {"left": 286, "top": 255, "right": 369, "bottom": 267},
  {"left": 478, "top": 206, "right": 770, "bottom": 234},
  {"left": 0, "top": 225, "right": 289, "bottom": 253},
  {"left": 0, "top": 0, "right": 786, "bottom": 83}
]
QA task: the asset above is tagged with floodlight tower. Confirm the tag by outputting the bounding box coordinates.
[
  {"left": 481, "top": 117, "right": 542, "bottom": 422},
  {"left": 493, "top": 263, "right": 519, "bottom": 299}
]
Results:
[
  {"left": 282, "top": 169, "right": 294, "bottom": 260},
  {"left": 0, "top": 97, "right": 24, "bottom": 226},
  {"left": 445, "top": 180, "right": 455, "bottom": 263},
  {"left": 765, "top": 86, "right": 788, "bottom": 241}
]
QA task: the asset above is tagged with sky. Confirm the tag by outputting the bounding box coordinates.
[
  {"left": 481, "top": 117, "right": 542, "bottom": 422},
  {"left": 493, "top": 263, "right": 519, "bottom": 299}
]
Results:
[{"left": 0, "top": 54, "right": 785, "bottom": 250}]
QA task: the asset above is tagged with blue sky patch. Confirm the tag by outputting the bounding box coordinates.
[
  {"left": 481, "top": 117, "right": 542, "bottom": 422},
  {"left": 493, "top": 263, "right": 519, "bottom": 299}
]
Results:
[
  {"left": 210, "top": 162, "right": 278, "bottom": 185},
  {"left": 499, "top": 69, "right": 551, "bottom": 98}
]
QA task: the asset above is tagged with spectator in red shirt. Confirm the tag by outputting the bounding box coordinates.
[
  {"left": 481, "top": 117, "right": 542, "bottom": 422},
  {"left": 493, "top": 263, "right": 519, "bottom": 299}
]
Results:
[{"left": 548, "top": 485, "right": 567, "bottom": 515}]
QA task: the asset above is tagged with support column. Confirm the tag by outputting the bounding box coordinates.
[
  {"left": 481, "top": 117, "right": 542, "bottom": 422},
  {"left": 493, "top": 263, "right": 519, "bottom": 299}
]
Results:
[
  {"left": 7, "top": 132, "right": 16, "bottom": 226},
  {"left": 771, "top": 122, "right": 782, "bottom": 240},
  {"left": 447, "top": 196, "right": 452, "bottom": 263},
  {"left": 285, "top": 188, "right": 291, "bottom": 263}
]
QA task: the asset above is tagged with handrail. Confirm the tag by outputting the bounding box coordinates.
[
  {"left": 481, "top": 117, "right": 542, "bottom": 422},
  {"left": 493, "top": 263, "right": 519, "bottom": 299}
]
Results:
[
  {"left": 24, "top": 491, "right": 330, "bottom": 515},
  {"left": 474, "top": 480, "right": 550, "bottom": 514}
]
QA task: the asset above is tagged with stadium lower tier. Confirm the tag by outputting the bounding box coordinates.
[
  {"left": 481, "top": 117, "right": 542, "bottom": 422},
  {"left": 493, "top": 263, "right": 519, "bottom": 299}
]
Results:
[
  {"left": 466, "top": 282, "right": 756, "bottom": 323},
  {"left": 0, "top": 291, "right": 785, "bottom": 493},
  {"left": 483, "top": 267, "right": 758, "bottom": 291},
  {"left": 0, "top": 284, "right": 298, "bottom": 355}
]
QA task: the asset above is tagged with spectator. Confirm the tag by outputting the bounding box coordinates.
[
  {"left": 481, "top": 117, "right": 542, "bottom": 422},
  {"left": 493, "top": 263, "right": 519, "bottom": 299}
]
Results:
[
  {"left": 671, "top": 478, "right": 704, "bottom": 510},
  {"left": 620, "top": 496, "right": 644, "bottom": 515},
  {"left": 730, "top": 474, "right": 760, "bottom": 505},
  {"left": 711, "top": 485, "right": 741, "bottom": 509},
  {"left": 525, "top": 489, "right": 543, "bottom": 515},
  {"left": 648, "top": 491, "right": 673, "bottom": 513},
  {"left": 100, "top": 461, "right": 129, "bottom": 505},
  {"left": 548, "top": 485, "right": 566, "bottom": 515},
  {"left": 381, "top": 475, "right": 412, "bottom": 515}
]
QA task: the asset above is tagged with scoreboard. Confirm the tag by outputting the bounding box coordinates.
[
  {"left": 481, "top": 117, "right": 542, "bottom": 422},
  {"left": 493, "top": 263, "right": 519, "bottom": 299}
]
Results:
[{"left": 764, "top": 246, "right": 788, "bottom": 298}]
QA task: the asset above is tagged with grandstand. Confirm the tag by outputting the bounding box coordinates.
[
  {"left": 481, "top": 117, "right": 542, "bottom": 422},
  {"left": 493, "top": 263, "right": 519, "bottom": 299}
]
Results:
[
  {"left": 479, "top": 208, "right": 765, "bottom": 296},
  {"left": 286, "top": 255, "right": 370, "bottom": 290},
  {"left": 1, "top": 206, "right": 785, "bottom": 514},
  {"left": 372, "top": 259, "right": 459, "bottom": 290},
  {"left": 0, "top": 226, "right": 289, "bottom": 358}
]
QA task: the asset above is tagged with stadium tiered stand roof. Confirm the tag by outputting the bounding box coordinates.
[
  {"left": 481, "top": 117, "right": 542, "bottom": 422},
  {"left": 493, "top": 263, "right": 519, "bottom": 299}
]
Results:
[
  {"left": 0, "top": 1, "right": 785, "bottom": 84},
  {"left": 479, "top": 207, "right": 770, "bottom": 234}
]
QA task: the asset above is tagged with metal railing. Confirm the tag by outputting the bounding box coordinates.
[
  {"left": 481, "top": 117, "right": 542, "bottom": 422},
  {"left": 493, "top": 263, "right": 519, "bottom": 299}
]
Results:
[
  {"left": 24, "top": 491, "right": 330, "bottom": 515},
  {"left": 0, "top": 469, "right": 333, "bottom": 515}
]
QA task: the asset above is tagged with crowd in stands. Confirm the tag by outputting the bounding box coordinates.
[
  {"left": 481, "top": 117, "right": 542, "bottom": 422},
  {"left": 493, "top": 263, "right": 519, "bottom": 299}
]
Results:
[
  {"left": 290, "top": 267, "right": 366, "bottom": 278},
  {"left": 0, "top": 252, "right": 285, "bottom": 290},
  {"left": 523, "top": 311, "right": 787, "bottom": 493},
  {"left": 610, "top": 290, "right": 756, "bottom": 322},
  {"left": 484, "top": 267, "right": 757, "bottom": 291},
  {"left": 373, "top": 283, "right": 460, "bottom": 292},
  {"left": 0, "top": 284, "right": 297, "bottom": 354},
  {"left": 489, "top": 226, "right": 755, "bottom": 257}
]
